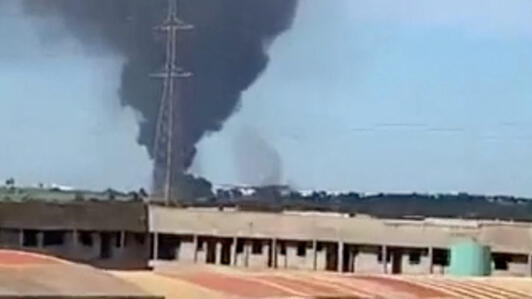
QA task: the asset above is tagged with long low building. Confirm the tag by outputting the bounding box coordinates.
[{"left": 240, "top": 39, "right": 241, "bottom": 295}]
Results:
[
  {"left": 1, "top": 199, "right": 532, "bottom": 276},
  {"left": 0, "top": 201, "right": 150, "bottom": 269},
  {"left": 149, "top": 206, "right": 532, "bottom": 276}
]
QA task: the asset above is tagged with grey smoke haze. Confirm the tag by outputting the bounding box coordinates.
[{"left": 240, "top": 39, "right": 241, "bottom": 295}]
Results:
[
  {"left": 21, "top": 0, "right": 298, "bottom": 190},
  {"left": 233, "top": 128, "right": 283, "bottom": 186}
]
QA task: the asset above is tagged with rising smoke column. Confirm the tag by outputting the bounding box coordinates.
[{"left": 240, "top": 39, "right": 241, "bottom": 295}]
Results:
[
  {"left": 22, "top": 0, "right": 298, "bottom": 192},
  {"left": 233, "top": 127, "right": 283, "bottom": 186}
]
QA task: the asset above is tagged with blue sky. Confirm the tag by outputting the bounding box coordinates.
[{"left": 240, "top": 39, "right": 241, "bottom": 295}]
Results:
[
  {"left": 0, "top": 2, "right": 151, "bottom": 191},
  {"left": 3, "top": 1, "right": 532, "bottom": 196},
  {"left": 194, "top": 0, "right": 532, "bottom": 196}
]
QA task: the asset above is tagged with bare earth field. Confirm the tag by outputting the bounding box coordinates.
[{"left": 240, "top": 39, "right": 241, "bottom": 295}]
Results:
[
  {"left": 0, "top": 249, "right": 155, "bottom": 298},
  {"left": 110, "top": 264, "right": 532, "bottom": 299},
  {"left": 2, "top": 250, "right": 531, "bottom": 299}
]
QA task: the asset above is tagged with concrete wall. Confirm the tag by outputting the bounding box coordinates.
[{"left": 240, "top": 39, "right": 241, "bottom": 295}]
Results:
[
  {"left": 0, "top": 201, "right": 147, "bottom": 232},
  {"left": 0, "top": 228, "right": 20, "bottom": 247},
  {"left": 400, "top": 251, "right": 432, "bottom": 275},
  {"left": 0, "top": 228, "right": 149, "bottom": 269},
  {"left": 354, "top": 247, "right": 382, "bottom": 274},
  {"left": 147, "top": 206, "right": 532, "bottom": 276},
  {"left": 0, "top": 201, "right": 149, "bottom": 269},
  {"left": 234, "top": 241, "right": 246, "bottom": 267},
  {"left": 284, "top": 241, "right": 313, "bottom": 270},
  {"left": 2, "top": 202, "right": 532, "bottom": 275},
  {"left": 177, "top": 239, "right": 197, "bottom": 264},
  {"left": 315, "top": 243, "right": 327, "bottom": 271},
  {"left": 247, "top": 239, "right": 270, "bottom": 268},
  {"left": 505, "top": 262, "right": 530, "bottom": 276},
  {"left": 149, "top": 206, "right": 532, "bottom": 254},
  {"left": 194, "top": 239, "right": 207, "bottom": 264}
]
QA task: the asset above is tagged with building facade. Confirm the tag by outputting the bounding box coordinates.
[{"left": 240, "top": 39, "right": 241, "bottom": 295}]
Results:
[
  {"left": 149, "top": 206, "right": 532, "bottom": 276},
  {"left": 0, "top": 201, "right": 150, "bottom": 269},
  {"left": 1, "top": 200, "right": 532, "bottom": 276}
]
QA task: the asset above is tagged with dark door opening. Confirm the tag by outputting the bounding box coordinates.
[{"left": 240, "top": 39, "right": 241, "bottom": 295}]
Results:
[
  {"left": 391, "top": 249, "right": 403, "bottom": 274},
  {"left": 267, "top": 240, "right": 274, "bottom": 268},
  {"left": 221, "top": 240, "right": 231, "bottom": 265},
  {"left": 159, "top": 235, "right": 180, "bottom": 260},
  {"left": 342, "top": 245, "right": 353, "bottom": 272},
  {"left": 206, "top": 240, "right": 216, "bottom": 264},
  {"left": 100, "top": 232, "right": 111, "bottom": 259},
  {"left": 325, "top": 243, "right": 338, "bottom": 271},
  {"left": 22, "top": 230, "right": 38, "bottom": 247}
]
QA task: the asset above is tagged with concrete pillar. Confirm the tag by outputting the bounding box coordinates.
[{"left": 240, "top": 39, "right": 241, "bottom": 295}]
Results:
[
  {"left": 312, "top": 240, "right": 318, "bottom": 270},
  {"left": 271, "top": 238, "right": 277, "bottom": 268},
  {"left": 37, "top": 232, "right": 44, "bottom": 248},
  {"left": 153, "top": 232, "right": 159, "bottom": 261},
  {"left": 193, "top": 235, "right": 198, "bottom": 263},
  {"left": 215, "top": 241, "right": 222, "bottom": 265},
  {"left": 382, "top": 245, "right": 388, "bottom": 274},
  {"left": 231, "top": 237, "right": 237, "bottom": 266},
  {"left": 72, "top": 230, "right": 79, "bottom": 248},
  {"left": 351, "top": 248, "right": 357, "bottom": 273},
  {"left": 18, "top": 229, "right": 23, "bottom": 248},
  {"left": 244, "top": 240, "right": 250, "bottom": 267},
  {"left": 528, "top": 253, "right": 532, "bottom": 277},
  {"left": 120, "top": 231, "right": 126, "bottom": 248},
  {"left": 338, "top": 240, "right": 344, "bottom": 273},
  {"left": 428, "top": 247, "right": 434, "bottom": 274},
  {"left": 284, "top": 244, "right": 288, "bottom": 268}
]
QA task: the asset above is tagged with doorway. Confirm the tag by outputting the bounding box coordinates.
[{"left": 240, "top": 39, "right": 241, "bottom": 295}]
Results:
[{"left": 100, "top": 232, "right": 111, "bottom": 259}]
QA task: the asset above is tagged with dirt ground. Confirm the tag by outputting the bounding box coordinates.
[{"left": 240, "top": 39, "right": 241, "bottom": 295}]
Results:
[
  {"left": 0, "top": 249, "right": 152, "bottom": 297},
  {"left": 2, "top": 250, "right": 531, "bottom": 299},
  {"left": 109, "top": 264, "right": 532, "bottom": 299},
  {"left": 0, "top": 249, "right": 64, "bottom": 265}
]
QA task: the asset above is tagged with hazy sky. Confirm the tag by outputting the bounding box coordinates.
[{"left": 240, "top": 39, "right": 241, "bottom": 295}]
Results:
[
  {"left": 3, "top": 1, "right": 532, "bottom": 196},
  {"left": 0, "top": 2, "right": 152, "bottom": 191},
  {"left": 194, "top": 0, "right": 532, "bottom": 197}
]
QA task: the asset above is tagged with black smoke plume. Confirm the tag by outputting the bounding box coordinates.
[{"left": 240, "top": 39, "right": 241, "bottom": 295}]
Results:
[{"left": 22, "top": 0, "right": 297, "bottom": 195}]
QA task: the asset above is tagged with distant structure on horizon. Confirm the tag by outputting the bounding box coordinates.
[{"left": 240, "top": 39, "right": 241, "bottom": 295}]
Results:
[{"left": 151, "top": 0, "right": 193, "bottom": 204}]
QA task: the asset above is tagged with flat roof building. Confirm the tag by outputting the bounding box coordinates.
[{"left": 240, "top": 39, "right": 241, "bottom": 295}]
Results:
[{"left": 0, "top": 196, "right": 531, "bottom": 276}]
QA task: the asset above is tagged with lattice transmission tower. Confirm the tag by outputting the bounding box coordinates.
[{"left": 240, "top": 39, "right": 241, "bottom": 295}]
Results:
[{"left": 151, "top": 0, "right": 193, "bottom": 204}]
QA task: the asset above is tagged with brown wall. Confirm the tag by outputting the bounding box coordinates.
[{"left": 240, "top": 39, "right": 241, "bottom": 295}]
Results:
[{"left": 0, "top": 201, "right": 147, "bottom": 232}]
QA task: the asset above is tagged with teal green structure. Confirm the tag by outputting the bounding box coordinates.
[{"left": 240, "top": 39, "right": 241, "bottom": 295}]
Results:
[{"left": 448, "top": 240, "right": 492, "bottom": 276}]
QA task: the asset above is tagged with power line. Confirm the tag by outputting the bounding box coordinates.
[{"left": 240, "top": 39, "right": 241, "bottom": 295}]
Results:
[{"left": 150, "top": 0, "right": 193, "bottom": 205}]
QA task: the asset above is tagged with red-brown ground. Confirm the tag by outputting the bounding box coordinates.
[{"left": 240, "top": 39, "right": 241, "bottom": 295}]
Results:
[
  {"left": 257, "top": 274, "right": 349, "bottom": 297},
  {"left": 0, "top": 250, "right": 151, "bottom": 297},
  {"left": 134, "top": 265, "right": 532, "bottom": 299},
  {"left": 3, "top": 252, "right": 530, "bottom": 299},
  {"left": 161, "top": 270, "right": 296, "bottom": 297},
  {"left": 0, "top": 249, "right": 62, "bottom": 265},
  {"left": 352, "top": 275, "right": 446, "bottom": 298}
]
